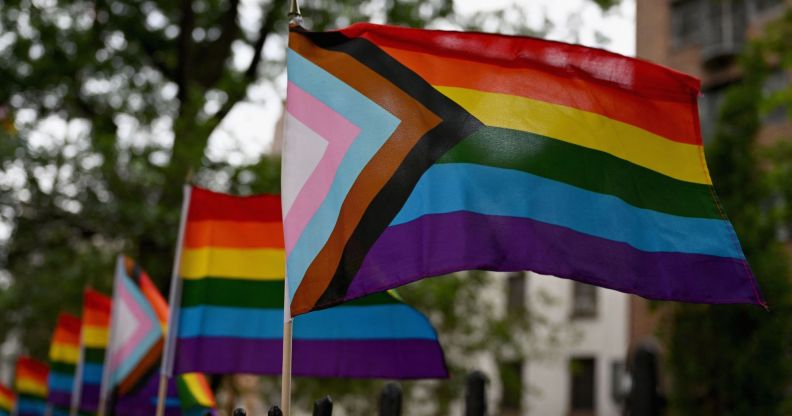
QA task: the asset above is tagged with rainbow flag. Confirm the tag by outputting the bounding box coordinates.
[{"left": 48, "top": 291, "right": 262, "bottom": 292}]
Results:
[
  {"left": 47, "top": 312, "right": 81, "bottom": 413},
  {"left": 14, "top": 357, "right": 48, "bottom": 416},
  {"left": 166, "top": 186, "right": 447, "bottom": 378},
  {"left": 0, "top": 383, "right": 15, "bottom": 416},
  {"left": 103, "top": 255, "right": 164, "bottom": 398},
  {"left": 282, "top": 23, "right": 764, "bottom": 316},
  {"left": 74, "top": 289, "right": 111, "bottom": 414}
]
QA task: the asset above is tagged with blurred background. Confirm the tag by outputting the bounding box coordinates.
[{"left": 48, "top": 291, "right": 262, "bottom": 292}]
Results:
[{"left": 0, "top": 0, "right": 791, "bottom": 414}]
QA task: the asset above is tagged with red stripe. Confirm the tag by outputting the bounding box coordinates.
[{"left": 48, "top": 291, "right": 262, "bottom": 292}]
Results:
[
  {"left": 15, "top": 357, "right": 49, "bottom": 380},
  {"left": 83, "top": 289, "right": 111, "bottom": 326},
  {"left": 338, "top": 23, "right": 700, "bottom": 102},
  {"left": 52, "top": 313, "right": 81, "bottom": 345},
  {"left": 379, "top": 46, "right": 700, "bottom": 144},
  {"left": 187, "top": 186, "right": 281, "bottom": 222}
]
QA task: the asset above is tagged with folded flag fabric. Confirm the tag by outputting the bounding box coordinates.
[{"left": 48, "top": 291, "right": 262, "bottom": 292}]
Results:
[
  {"left": 0, "top": 383, "right": 15, "bottom": 416},
  {"left": 73, "top": 288, "right": 111, "bottom": 414},
  {"left": 282, "top": 23, "right": 764, "bottom": 316},
  {"left": 102, "top": 255, "right": 164, "bottom": 400},
  {"left": 14, "top": 356, "right": 48, "bottom": 416},
  {"left": 47, "top": 312, "right": 81, "bottom": 412},
  {"left": 166, "top": 186, "right": 447, "bottom": 378}
]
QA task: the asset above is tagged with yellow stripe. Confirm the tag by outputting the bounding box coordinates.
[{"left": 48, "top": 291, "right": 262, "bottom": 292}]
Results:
[
  {"left": 49, "top": 344, "right": 80, "bottom": 364},
  {"left": 182, "top": 373, "right": 216, "bottom": 407},
  {"left": 82, "top": 326, "right": 109, "bottom": 348},
  {"left": 0, "top": 395, "right": 13, "bottom": 410},
  {"left": 15, "top": 378, "right": 47, "bottom": 397},
  {"left": 179, "top": 247, "right": 285, "bottom": 280},
  {"left": 437, "top": 86, "right": 711, "bottom": 185}
]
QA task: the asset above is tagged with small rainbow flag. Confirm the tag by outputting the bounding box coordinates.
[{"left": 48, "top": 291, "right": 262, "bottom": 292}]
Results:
[
  {"left": 0, "top": 383, "right": 15, "bottom": 416},
  {"left": 14, "top": 356, "right": 48, "bottom": 416},
  {"left": 74, "top": 288, "right": 111, "bottom": 414},
  {"left": 47, "top": 312, "right": 81, "bottom": 413},
  {"left": 282, "top": 23, "right": 763, "bottom": 316},
  {"left": 166, "top": 186, "right": 447, "bottom": 378}
]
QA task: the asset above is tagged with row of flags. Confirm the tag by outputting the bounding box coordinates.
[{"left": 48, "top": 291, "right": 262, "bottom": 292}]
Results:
[
  {"left": 1, "top": 186, "right": 448, "bottom": 415},
  {"left": 1, "top": 18, "right": 765, "bottom": 415}
]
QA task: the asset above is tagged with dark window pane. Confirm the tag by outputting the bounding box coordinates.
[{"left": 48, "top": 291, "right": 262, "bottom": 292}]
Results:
[
  {"left": 570, "top": 357, "right": 596, "bottom": 412},
  {"left": 499, "top": 360, "right": 523, "bottom": 414},
  {"left": 571, "top": 282, "right": 597, "bottom": 318},
  {"left": 507, "top": 272, "right": 526, "bottom": 314},
  {"left": 671, "top": 0, "right": 702, "bottom": 48}
]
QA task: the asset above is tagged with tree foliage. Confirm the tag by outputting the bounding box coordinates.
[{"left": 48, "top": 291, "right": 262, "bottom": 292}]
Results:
[{"left": 662, "top": 10, "right": 792, "bottom": 416}]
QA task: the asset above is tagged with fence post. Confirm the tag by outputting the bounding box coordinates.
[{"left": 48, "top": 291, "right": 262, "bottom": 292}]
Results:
[
  {"left": 378, "top": 382, "right": 402, "bottom": 416},
  {"left": 313, "top": 395, "right": 333, "bottom": 416},
  {"left": 268, "top": 405, "right": 283, "bottom": 416},
  {"left": 465, "top": 371, "right": 487, "bottom": 416}
]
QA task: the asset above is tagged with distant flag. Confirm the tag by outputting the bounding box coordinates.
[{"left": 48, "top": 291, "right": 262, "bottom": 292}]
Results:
[
  {"left": 47, "top": 312, "right": 81, "bottom": 415},
  {"left": 163, "top": 186, "right": 447, "bottom": 378},
  {"left": 102, "top": 256, "right": 164, "bottom": 402},
  {"left": 14, "top": 357, "right": 48, "bottom": 416},
  {"left": 109, "top": 256, "right": 216, "bottom": 416},
  {"left": 282, "top": 23, "right": 764, "bottom": 317},
  {"left": 0, "top": 383, "right": 15, "bottom": 416},
  {"left": 73, "top": 289, "right": 111, "bottom": 414}
]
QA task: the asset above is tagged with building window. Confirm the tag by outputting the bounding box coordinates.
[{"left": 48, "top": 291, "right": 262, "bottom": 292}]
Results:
[
  {"left": 499, "top": 360, "right": 523, "bottom": 415},
  {"left": 671, "top": 0, "right": 702, "bottom": 48},
  {"left": 749, "top": 0, "right": 783, "bottom": 15},
  {"left": 506, "top": 272, "right": 526, "bottom": 314},
  {"left": 701, "top": 0, "right": 748, "bottom": 67},
  {"left": 570, "top": 357, "right": 596, "bottom": 415},
  {"left": 571, "top": 282, "right": 597, "bottom": 318},
  {"left": 698, "top": 83, "right": 732, "bottom": 141}
]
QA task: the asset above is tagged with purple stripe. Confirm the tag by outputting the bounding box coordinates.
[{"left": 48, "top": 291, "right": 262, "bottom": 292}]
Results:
[
  {"left": 175, "top": 338, "right": 448, "bottom": 379},
  {"left": 46, "top": 391, "right": 71, "bottom": 408},
  {"left": 114, "top": 372, "right": 181, "bottom": 416},
  {"left": 348, "top": 212, "right": 762, "bottom": 305},
  {"left": 79, "top": 384, "right": 100, "bottom": 413}
]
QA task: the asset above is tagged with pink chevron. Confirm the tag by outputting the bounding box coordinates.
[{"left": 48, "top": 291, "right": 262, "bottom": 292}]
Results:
[
  {"left": 283, "top": 82, "right": 360, "bottom": 254},
  {"left": 109, "top": 281, "right": 155, "bottom": 370}
]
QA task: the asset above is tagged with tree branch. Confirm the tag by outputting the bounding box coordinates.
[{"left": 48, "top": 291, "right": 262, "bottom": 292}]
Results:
[{"left": 176, "top": 0, "right": 195, "bottom": 104}]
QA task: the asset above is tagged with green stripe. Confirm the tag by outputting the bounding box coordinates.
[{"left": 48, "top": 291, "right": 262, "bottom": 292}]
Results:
[
  {"left": 83, "top": 348, "right": 104, "bottom": 363},
  {"left": 438, "top": 126, "right": 720, "bottom": 219},
  {"left": 181, "top": 278, "right": 403, "bottom": 309},
  {"left": 50, "top": 362, "right": 76, "bottom": 374}
]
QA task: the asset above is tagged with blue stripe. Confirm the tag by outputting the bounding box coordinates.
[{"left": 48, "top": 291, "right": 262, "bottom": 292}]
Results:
[
  {"left": 47, "top": 372, "right": 74, "bottom": 392},
  {"left": 285, "top": 49, "right": 401, "bottom": 301},
  {"left": 392, "top": 163, "right": 743, "bottom": 259},
  {"left": 177, "top": 304, "right": 438, "bottom": 340},
  {"left": 16, "top": 397, "right": 46, "bottom": 415},
  {"left": 82, "top": 363, "right": 103, "bottom": 384}
]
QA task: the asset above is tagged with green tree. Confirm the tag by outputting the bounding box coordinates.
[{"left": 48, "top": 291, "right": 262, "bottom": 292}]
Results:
[{"left": 662, "top": 14, "right": 792, "bottom": 415}]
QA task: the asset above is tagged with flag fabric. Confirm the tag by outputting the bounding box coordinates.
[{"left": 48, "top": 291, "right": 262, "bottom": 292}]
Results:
[
  {"left": 0, "top": 383, "right": 15, "bottom": 416},
  {"left": 103, "top": 255, "right": 164, "bottom": 398},
  {"left": 282, "top": 23, "right": 764, "bottom": 317},
  {"left": 74, "top": 289, "right": 111, "bottom": 414},
  {"left": 14, "top": 357, "right": 48, "bottom": 416},
  {"left": 108, "top": 256, "right": 216, "bottom": 415},
  {"left": 47, "top": 312, "right": 81, "bottom": 413},
  {"left": 167, "top": 186, "right": 447, "bottom": 378}
]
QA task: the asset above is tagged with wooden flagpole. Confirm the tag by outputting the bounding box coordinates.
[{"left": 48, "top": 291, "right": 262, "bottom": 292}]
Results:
[
  {"left": 156, "top": 182, "right": 193, "bottom": 416},
  {"left": 97, "top": 256, "right": 124, "bottom": 416},
  {"left": 280, "top": 3, "right": 302, "bottom": 415}
]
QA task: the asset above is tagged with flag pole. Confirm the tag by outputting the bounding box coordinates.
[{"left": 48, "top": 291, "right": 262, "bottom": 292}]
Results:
[
  {"left": 280, "top": 3, "right": 301, "bottom": 415},
  {"left": 98, "top": 256, "right": 123, "bottom": 416},
  {"left": 156, "top": 182, "right": 193, "bottom": 416}
]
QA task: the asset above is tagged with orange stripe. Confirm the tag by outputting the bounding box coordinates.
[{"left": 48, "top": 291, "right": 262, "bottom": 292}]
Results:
[
  {"left": 184, "top": 220, "right": 284, "bottom": 249},
  {"left": 139, "top": 276, "right": 169, "bottom": 326},
  {"left": 380, "top": 46, "right": 700, "bottom": 145}
]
